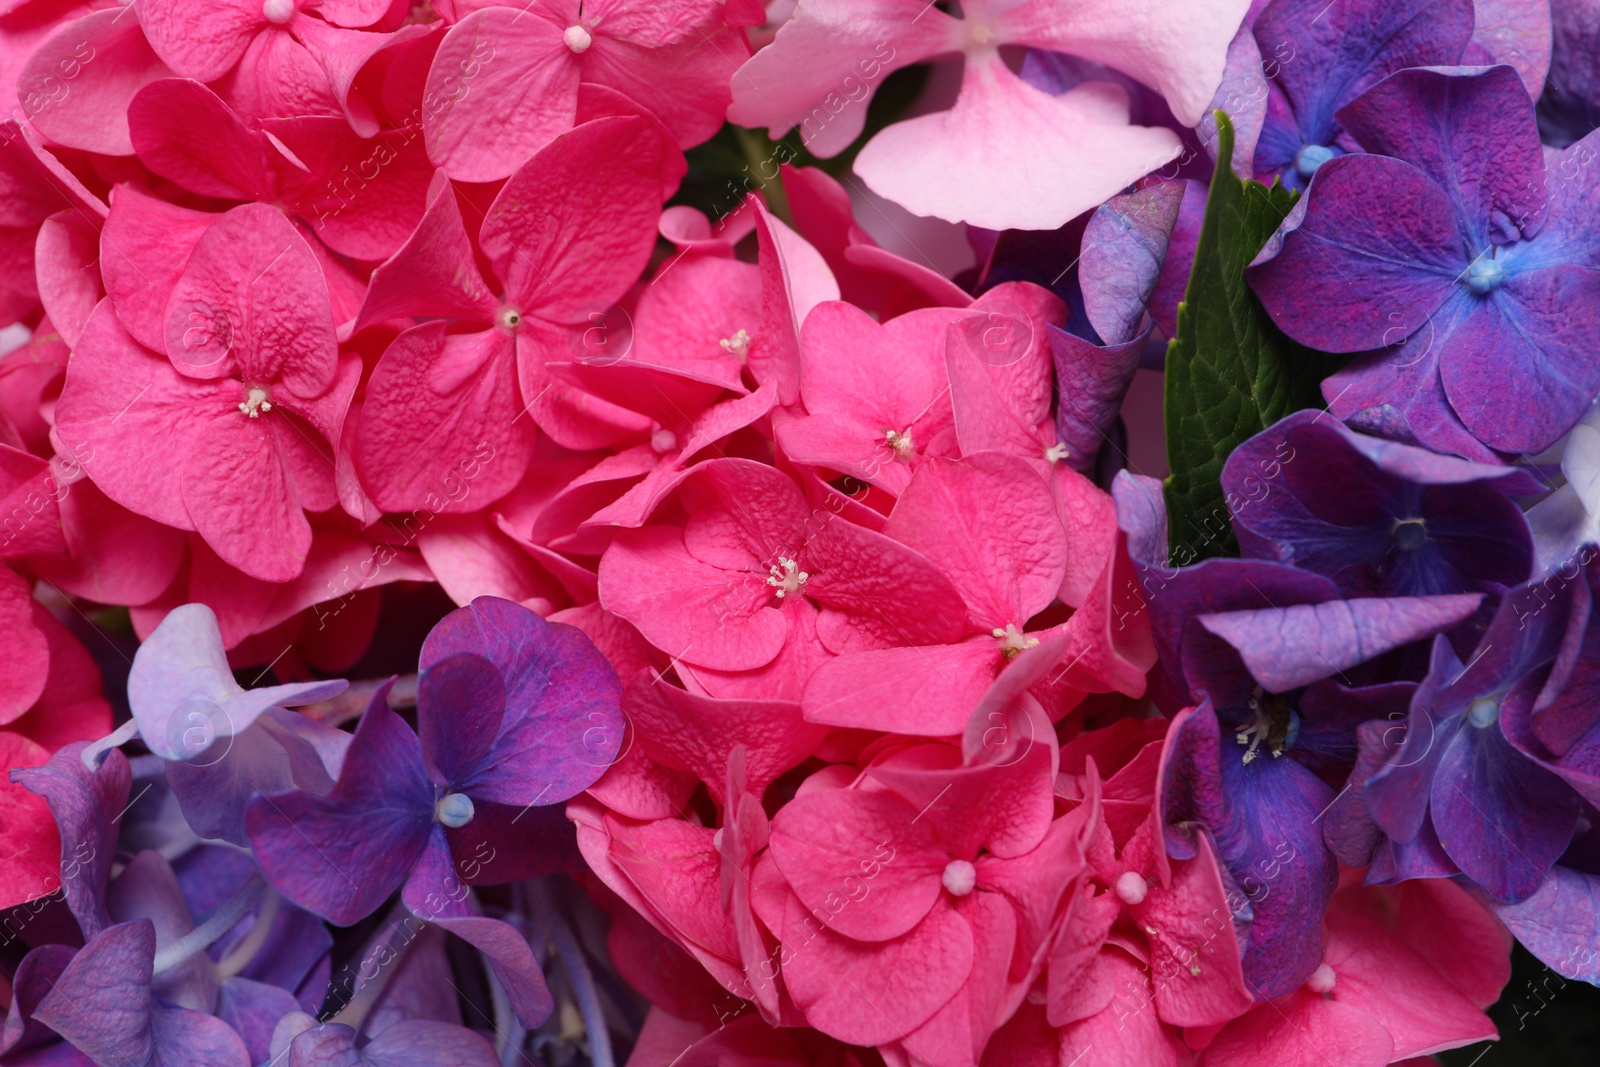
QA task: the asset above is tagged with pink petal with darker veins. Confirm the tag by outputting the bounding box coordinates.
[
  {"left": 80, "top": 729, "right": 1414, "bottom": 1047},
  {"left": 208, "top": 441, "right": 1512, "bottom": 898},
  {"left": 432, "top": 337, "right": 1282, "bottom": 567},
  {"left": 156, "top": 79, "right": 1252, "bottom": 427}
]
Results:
[
  {"left": 179, "top": 412, "right": 312, "bottom": 583},
  {"left": 35, "top": 211, "right": 102, "bottom": 347},
  {"left": 138, "top": 0, "right": 262, "bottom": 81},
  {"left": 356, "top": 322, "right": 533, "bottom": 514},
  {"left": 19, "top": 7, "right": 172, "bottom": 155},
  {"left": 99, "top": 184, "right": 215, "bottom": 352}
]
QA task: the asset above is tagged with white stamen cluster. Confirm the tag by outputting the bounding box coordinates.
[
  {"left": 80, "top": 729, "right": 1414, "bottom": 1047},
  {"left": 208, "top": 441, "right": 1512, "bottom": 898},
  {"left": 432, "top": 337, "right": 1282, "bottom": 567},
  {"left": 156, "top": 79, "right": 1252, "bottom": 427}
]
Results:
[
  {"left": 766, "top": 557, "right": 808, "bottom": 598},
  {"left": 720, "top": 329, "right": 752, "bottom": 360},
  {"left": 1236, "top": 690, "right": 1283, "bottom": 765},
  {"left": 993, "top": 622, "right": 1039, "bottom": 659},
  {"left": 885, "top": 429, "right": 915, "bottom": 460},
  {"left": 239, "top": 387, "right": 273, "bottom": 418},
  {"left": 1045, "top": 441, "right": 1071, "bottom": 464}
]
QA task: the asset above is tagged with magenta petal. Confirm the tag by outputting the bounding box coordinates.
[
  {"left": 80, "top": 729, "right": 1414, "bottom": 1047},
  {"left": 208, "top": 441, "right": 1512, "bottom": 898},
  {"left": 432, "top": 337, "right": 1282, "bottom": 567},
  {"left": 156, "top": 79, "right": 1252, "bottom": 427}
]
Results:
[
  {"left": 19, "top": 8, "right": 171, "bottom": 155},
  {"left": 179, "top": 413, "right": 312, "bottom": 584},
  {"left": 137, "top": 0, "right": 261, "bottom": 81},
  {"left": 353, "top": 171, "right": 498, "bottom": 331},
  {"left": 128, "top": 79, "right": 274, "bottom": 201},
  {"left": 355, "top": 323, "right": 533, "bottom": 515},
  {"left": 246, "top": 687, "right": 434, "bottom": 926},
  {"left": 802, "top": 641, "right": 998, "bottom": 736},
  {"left": 770, "top": 788, "right": 944, "bottom": 943}
]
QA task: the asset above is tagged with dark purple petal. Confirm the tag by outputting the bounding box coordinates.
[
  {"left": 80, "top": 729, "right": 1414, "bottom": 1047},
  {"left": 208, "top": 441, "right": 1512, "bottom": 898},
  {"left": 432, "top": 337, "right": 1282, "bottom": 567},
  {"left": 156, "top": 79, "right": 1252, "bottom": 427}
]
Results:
[
  {"left": 400, "top": 830, "right": 553, "bottom": 1028},
  {"left": 246, "top": 685, "right": 434, "bottom": 927},
  {"left": 1431, "top": 715, "right": 1580, "bottom": 902},
  {"left": 1160, "top": 703, "right": 1337, "bottom": 999},
  {"left": 1050, "top": 326, "right": 1146, "bottom": 477},
  {"left": 415, "top": 652, "right": 505, "bottom": 790},
  {"left": 1078, "top": 182, "right": 1184, "bottom": 346},
  {"left": 1195, "top": 592, "right": 1481, "bottom": 693},
  {"left": 288, "top": 1019, "right": 497, "bottom": 1067},
  {"left": 1531, "top": 129, "right": 1600, "bottom": 264},
  {"left": 1248, "top": 152, "right": 1463, "bottom": 353},
  {"left": 445, "top": 801, "right": 583, "bottom": 885},
  {"left": 1364, "top": 635, "right": 1463, "bottom": 841},
  {"left": 1490, "top": 865, "right": 1600, "bottom": 982},
  {"left": 1440, "top": 263, "right": 1600, "bottom": 453},
  {"left": 1147, "top": 179, "right": 1206, "bottom": 338},
  {"left": 1365, "top": 809, "right": 1461, "bottom": 883},
  {"left": 11, "top": 742, "right": 130, "bottom": 941},
  {"left": 419, "top": 597, "right": 624, "bottom": 808},
  {"left": 1292, "top": 678, "right": 1415, "bottom": 778},
  {"left": 1224, "top": 410, "right": 1536, "bottom": 595},
  {"left": 1338, "top": 65, "right": 1547, "bottom": 245},
  {"left": 1252, "top": 0, "right": 1474, "bottom": 162}
]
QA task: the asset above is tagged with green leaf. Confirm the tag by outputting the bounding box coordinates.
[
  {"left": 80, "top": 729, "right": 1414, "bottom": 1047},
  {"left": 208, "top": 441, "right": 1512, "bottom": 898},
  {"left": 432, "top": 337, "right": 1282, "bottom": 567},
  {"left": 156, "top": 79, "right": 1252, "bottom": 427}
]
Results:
[{"left": 1163, "top": 111, "right": 1346, "bottom": 565}]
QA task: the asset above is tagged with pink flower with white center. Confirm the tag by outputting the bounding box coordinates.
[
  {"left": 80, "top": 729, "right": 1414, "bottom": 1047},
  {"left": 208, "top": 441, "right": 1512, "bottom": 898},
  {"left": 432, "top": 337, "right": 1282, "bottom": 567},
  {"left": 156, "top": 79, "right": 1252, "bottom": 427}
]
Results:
[
  {"left": 55, "top": 204, "right": 357, "bottom": 583},
  {"left": 729, "top": 0, "right": 1250, "bottom": 229},
  {"left": 421, "top": 0, "right": 749, "bottom": 182}
]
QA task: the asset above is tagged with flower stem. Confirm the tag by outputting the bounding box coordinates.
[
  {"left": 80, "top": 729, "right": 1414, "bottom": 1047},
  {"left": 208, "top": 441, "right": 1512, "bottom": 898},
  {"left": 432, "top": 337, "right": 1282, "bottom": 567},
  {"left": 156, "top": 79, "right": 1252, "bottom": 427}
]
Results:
[{"left": 152, "top": 872, "right": 265, "bottom": 976}]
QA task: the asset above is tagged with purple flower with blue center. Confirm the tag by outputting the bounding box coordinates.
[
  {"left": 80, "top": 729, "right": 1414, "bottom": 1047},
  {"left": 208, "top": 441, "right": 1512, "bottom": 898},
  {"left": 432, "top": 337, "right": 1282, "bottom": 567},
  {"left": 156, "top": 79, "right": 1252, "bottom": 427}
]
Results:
[
  {"left": 1330, "top": 579, "right": 1584, "bottom": 908},
  {"left": 1249, "top": 64, "right": 1600, "bottom": 459},
  {"left": 1116, "top": 471, "right": 1482, "bottom": 997},
  {"left": 1224, "top": 409, "right": 1540, "bottom": 597},
  {"left": 245, "top": 597, "right": 623, "bottom": 1026},
  {"left": 1248, "top": 0, "right": 1475, "bottom": 190}
]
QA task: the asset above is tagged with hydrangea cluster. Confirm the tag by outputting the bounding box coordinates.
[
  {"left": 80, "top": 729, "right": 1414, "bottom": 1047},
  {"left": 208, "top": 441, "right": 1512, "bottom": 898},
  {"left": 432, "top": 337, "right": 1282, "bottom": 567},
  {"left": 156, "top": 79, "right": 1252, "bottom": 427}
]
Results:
[{"left": 2, "top": 0, "right": 1600, "bottom": 1064}]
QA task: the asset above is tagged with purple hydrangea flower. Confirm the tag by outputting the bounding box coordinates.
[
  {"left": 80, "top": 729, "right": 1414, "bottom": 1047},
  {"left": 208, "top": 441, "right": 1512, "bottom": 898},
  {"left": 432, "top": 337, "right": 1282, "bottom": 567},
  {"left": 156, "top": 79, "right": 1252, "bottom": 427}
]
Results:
[
  {"left": 1224, "top": 409, "right": 1540, "bottom": 596},
  {"left": 1333, "top": 581, "right": 1583, "bottom": 903},
  {"left": 1249, "top": 65, "right": 1600, "bottom": 459},
  {"left": 1249, "top": 0, "right": 1475, "bottom": 190},
  {"left": 1115, "top": 471, "right": 1481, "bottom": 997}
]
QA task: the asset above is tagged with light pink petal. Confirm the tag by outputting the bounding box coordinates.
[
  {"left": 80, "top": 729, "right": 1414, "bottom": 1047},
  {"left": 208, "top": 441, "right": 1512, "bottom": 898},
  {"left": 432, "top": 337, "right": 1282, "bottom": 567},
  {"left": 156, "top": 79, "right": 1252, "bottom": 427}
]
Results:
[
  {"left": 781, "top": 892, "right": 973, "bottom": 1046},
  {"left": 855, "top": 58, "right": 1183, "bottom": 230},
  {"left": 127, "top": 78, "right": 274, "bottom": 201},
  {"left": 482, "top": 116, "right": 668, "bottom": 322},
  {"left": 422, "top": 5, "right": 578, "bottom": 183},
  {"left": 54, "top": 300, "right": 213, "bottom": 531},
  {"left": 599, "top": 525, "right": 788, "bottom": 672},
  {"left": 138, "top": 0, "right": 262, "bottom": 81},
  {"left": 100, "top": 184, "right": 215, "bottom": 353},
  {"left": 726, "top": 0, "right": 959, "bottom": 156},
  {"left": 1391, "top": 878, "right": 1512, "bottom": 1009},
  {"left": 180, "top": 412, "right": 312, "bottom": 583},
  {"left": 35, "top": 211, "right": 100, "bottom": 349},
  {"left": 164, "top": 203, "right": 338, "bottom": 400},
  {"left": 885, "top": 452, "right": 1067, "bottom": 630},
  {"left": 802, "top": 640, "right": 998, "bottom": 736},
  {"left": 999, "top": 0, "right": 1250, "bottom": 126},
  {"left": 19, "top": 7, "right": 172, "bottom": 155},
  {"left": 355, "top": 322, "right": 533, "bottom": 514},
  {"left": 354, "top": 169, "right": 499, "bottom": 331},
  {"left": 944, "top": 307, "right": 1055, "bottom": 461},
  {"left": 623, "top": 672, "right": 826, "bottom": 804}
]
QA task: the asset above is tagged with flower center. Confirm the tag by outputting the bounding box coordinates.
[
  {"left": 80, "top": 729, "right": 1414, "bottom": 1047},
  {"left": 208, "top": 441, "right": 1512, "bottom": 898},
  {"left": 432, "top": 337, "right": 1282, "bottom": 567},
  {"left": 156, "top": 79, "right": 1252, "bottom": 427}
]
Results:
[
  {"left": 766, "top": 557, "right": 808, "bottom": 599},
  {"left": 497, "top": 306, "right": 523, "bottom": 330},
  {"left": 262, "top": 0, "right": 295, "bottom": 24},
  {"left": 1114, "top": 870, "right": 1148, "bottom": 906},
  {"left": 720, "top": 328, "right": 751, "bottom": 361},
  {"left": 238, "top": 385, "right": 273, "bottom": 418},
  {"left": 942, "top": 859, "right": 977, "bottom": 896},
  {"left": 650, "top": 428, "right": 678, "bottom": 453},
  {"left": 1045, "top": 441, "right": 1071, "bottom": 464},
  {"left": 993, "top": 622, "right": 1039, "bottom": 660},
  {"left": 884, "top": 429, "right": 915, "bottom": 461},
  {"left": 436, "top": 792, "right": 475, "bottom": 828},
  {"left": 1465, "top": 257, "right": 1506, "bottom": 295},
  {"left": 563, "top": 24, "right": 593, "bottom": 52},
  {"left": 1393, "top": 517, "right": 1427, "bottom": 551},
  {"left": 1467, "top": 695, "right": 1500, "bottom": 728},
  {"left": 1307, "top": 963, "right": 1337, "bottom": 994},
  {"left": 1235, "top": 689, "right": 1299, "bottom": 765},
  {"left": 1294, "top": 143, "right": 1336, "bottom": 179}
]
